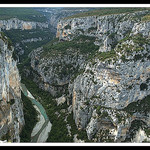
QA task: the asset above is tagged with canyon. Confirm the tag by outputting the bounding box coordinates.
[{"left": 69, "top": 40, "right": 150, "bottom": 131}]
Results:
[
  {"left": 1, "top": 7, "right": 150, "bottom": 143},
  {"left": 30, "top": 8, "right": 150, "bottom": 142},
  {"left": 0, "top": 18, "right": 48, "bottom": 31},
  {"left": 0, "top": 32, "right": 24, "bottom": 142}
]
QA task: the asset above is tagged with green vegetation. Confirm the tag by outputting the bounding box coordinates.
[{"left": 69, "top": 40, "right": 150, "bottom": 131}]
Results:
[
  {"left": 64, "top": 24, "right": 71, "bottom": 30},
  {"left": 57, "top": 63, "right": 75, "bottom": 79},
  {"left": 134, "top": 54, "right": 142, "bottom": 61},
  {"left": 41, "top": 35, "right": 99, "bottom": 58},
  {"left": 88, "top": 27, "right": 97, "bottom": 33},
  {"left": 0, "top": 31, "right": 13, "bottom": 50},
  {"left": 20, "top": 91, "right": 38, "bottom": 142},
  {"left": 132, "top": 33, "right": 149, "bottom": 46},
  {"left": 20, "top": 72, "right": 89, "bottom": 142},
  {"left": 96, "top": 105, "right": 102, "bottom": 115},
  {"left": 141, "top": 14, "right": 150, "bottom": 22},
  {"left": 4, "top": 27, "right": 54, "bottom": 61},
  {"left": 71, "top": 68, "right": 85, "bottom": 82},
  {"left": 115, "top": 32, "right": 149, "bottom": 62},
  {"left": 144, "top": 128, "right": 150, "bottom": 137},
  {"left": 140, "top": 83, "right": 148, "bottom": 91},
  {"left": 12, "top": 50, "right": 18, "bottom": 61},
  {"left": 123, "top": 95, "right": 150, "bottom": 116},
  {"left": 117, "top": 33, "right": 147, "bottom": 54},
  {"left": 77, "top": 29, "right": 84, "bottom": 33},
  {"left": 116, "top": 113, "right": 124, "bottom": 124},
  {"left": 108, "top": 32, "right": 116, "bottom": 39},
  {"left": 101, "top": 111, "right": 109, "bottom": 118},
  {"left": 96, "top": 50, "right": 116, "bottom": 61},
  {"left": 120, "top": 54, "right": 127, "bottom": 62},
  {"left": 92, "top": 128, "right": 113, "bottom": 142},
  {"left": 0, "top": 130, "right": 11, "bottom": 142},
  {"left": 9, "top": 99, "right": 15, "bottom": 105},
  {"left": 124, "top": 119, "right": 147, "bottom": 142},
  {"left": 40, "top": 34, "right": 117, "bottom": 63},
  {"left": 0, "top": 8, "right": 47, "bottom": 22},
  {"left": 124, "top": 119, "right": 150, "bottom": 142},
  {"left": 64, "top": 7, "right": 150, "bottom": 19},
  {"left": 67, "top": 112, "right": 89, "bottom": 141}
]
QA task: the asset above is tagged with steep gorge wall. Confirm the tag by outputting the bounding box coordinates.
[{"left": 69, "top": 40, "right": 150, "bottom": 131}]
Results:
[
  {"left": 30, "top": 10, "right": 150, "bottom": 142},
  {"left": 30, "top": 46, "right": 86, "bottom": 96},
  {"left": 66, "top": 11, "right": 150, "bottom": 142},
  {"left": 0, "top": 33, "right": 24, "bottom": 142},
  {"left": 0, "top": 18, "right": 48, "bottom": 31},
  {"left": 56, "top": 10, "right": 149, "bottom": 51}
]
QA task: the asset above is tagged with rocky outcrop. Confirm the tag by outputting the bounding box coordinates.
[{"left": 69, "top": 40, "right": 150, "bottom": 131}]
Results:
[
  {"left": 0, "top": 18, "right": 48, "bottom": 31},
  {"left": 56, "top": 10, "right": 149, "bottom": 52},
  {"left": 0, "top": 32, "right": 24, "bottom": 142},
  {"left": 38, "top": 8, "right": 95, "bottom": 33},
  {"left": 30, "top": 9, "right": 150, "bottom": 142},
  {"left": 21, "top": 37, "right": 42, "bottom": 43},
  {"left": 29, "top": 46, "right": 86, "bottom": 96},
  {"left": 66, "top": 11, "right": 150, "bottom": 142}
]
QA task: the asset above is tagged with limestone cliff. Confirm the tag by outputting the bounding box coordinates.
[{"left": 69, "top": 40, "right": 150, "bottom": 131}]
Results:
[
  {"left": 56, "top": 10, "right": 148, "bottom": 51},
  {"left": 0, "top": 18, "right": 48, "bottom": 31},
  {"left": 0, "top": 32, "right": 24, "bottom": 142},
  {"left": 37, "top": 8, "right": 96, "bottom": 33},
  {"left": 29, "top": 46, "right": 86, "bottom": 96},
  {"left": 30, "top": 9, "right": 150, "bottom": 142}
]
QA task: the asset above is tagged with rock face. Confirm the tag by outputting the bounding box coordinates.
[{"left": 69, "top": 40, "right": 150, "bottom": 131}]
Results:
[
  {"left": 56, "top": 10, "right": 148, "bottom": 52},
  {"left": 0, "top": 33, "right": 24, "bottom": 142},
  {"left": 37, "top": 8, "right": 95, "bottom": 33},
  {"left": 0, "top": 18, "right": 48, "bottom": 31},
  {"left": 30, "top": 46, "right": 86, "bottom": 96},
  {"left": 30, "top": 9, "right": 150, "bottom": 142}
]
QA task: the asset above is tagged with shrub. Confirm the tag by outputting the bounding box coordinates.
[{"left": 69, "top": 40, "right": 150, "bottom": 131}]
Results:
[
  {"left": 9, "top": 99, "right": 15, "bottom": 105},
  {"left": 134, "top": 54, "right": 142, "bottom": 61},
  {"left": 132, "top": 33, "right": 147, "bottom": 46},
  {"left": 123, "top": 95, "right": 150, "bottom": 115},
  {"left": 77, "top": 29, "right": 84, "bottom": 33},
  {"left": 116, "top": 113, "right": 123, "bottom": 123},
  {"left": 97, "top": 50, "right": 116, "bottom": 61},
  {"left": 64, "top": 8, "right": 150, "bottom": 19},
  {"left": 142, "top": 14, "right": 150, "bottom": 22},
  {"left": 140, "top": 83, "right": 148, "bottom": 91},
  {"left": 101, "top": 111, "right": 108, "bottom": 118},
  {"left": 88, "top": 27, "right": 97, "bottom": 33},
  {"left": 96, "top": 105, "right": 102, "bottom": 115},
  {"left": 121, "top": 54, "right": 127, "bottom": 62},
  {"left": 64, "top": 24, "right": 71, "bottom": 30},
  {"left": 20, "top": 92, "right": 38, "bottom": 142},
  {"left": 12, "top": 50, "right": 18, "bottom": 61},
  {"left": 42, "top": 35, "right": 99, "bottom": 58},
  {"left": 125, "top": 119, "right": 147, "bottom": 141},
  {"left": 0, "top": 8, "right": 47, "bottom": 22}
]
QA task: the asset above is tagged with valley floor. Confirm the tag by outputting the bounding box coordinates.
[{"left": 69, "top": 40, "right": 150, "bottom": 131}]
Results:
[{"left": 21, "top": 83, "right": 52, "bottom": 142}]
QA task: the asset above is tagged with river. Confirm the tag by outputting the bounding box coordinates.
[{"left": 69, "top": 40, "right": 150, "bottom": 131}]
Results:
[{"left": 21, "top": 83, "right": 52, "bottom": 142}]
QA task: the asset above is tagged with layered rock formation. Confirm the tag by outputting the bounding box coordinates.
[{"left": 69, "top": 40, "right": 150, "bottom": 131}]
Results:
[
  {"left": 30, "top": 9, "right": 150, "bottom": 142},
  {"left": 56, "top": 10, "right": 148, "bottom": 51},
  {"left": 0, "top": 32, "right": 24, "bottom": 142},
  {"left": 37, "top": 8, "right": 95, "bottom": 33},
  {"left": 0, "top": 18, "right": 48, "bottom": 31},
  {"left": 30, "top": 46, "right": 86, "bottom": 96}
]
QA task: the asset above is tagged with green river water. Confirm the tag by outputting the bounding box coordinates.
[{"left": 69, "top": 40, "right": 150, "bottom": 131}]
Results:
[{"left": 21, "top": 83, "right": 50, "bottom": 142}]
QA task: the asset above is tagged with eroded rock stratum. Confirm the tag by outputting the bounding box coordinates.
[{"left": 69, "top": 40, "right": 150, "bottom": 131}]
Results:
[{"left": 30, "top": 10, "right": 150, "bottom": 142}]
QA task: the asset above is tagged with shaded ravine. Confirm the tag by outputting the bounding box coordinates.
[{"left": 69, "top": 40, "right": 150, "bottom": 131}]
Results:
[{"left": 21, "top": 83, "right": 52, "bottom": 142}]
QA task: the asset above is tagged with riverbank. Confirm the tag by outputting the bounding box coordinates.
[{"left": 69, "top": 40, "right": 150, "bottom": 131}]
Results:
[
  {"left": 21, "top": 77, "right": 89, "bottom": 142},
  {"left": 21, "top": 83, "right": 52, "bottom": 142}
]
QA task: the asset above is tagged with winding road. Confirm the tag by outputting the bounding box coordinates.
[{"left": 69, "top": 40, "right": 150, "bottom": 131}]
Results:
[{"left": 21, "top": 83, "right": 52, "bottom": 142}]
